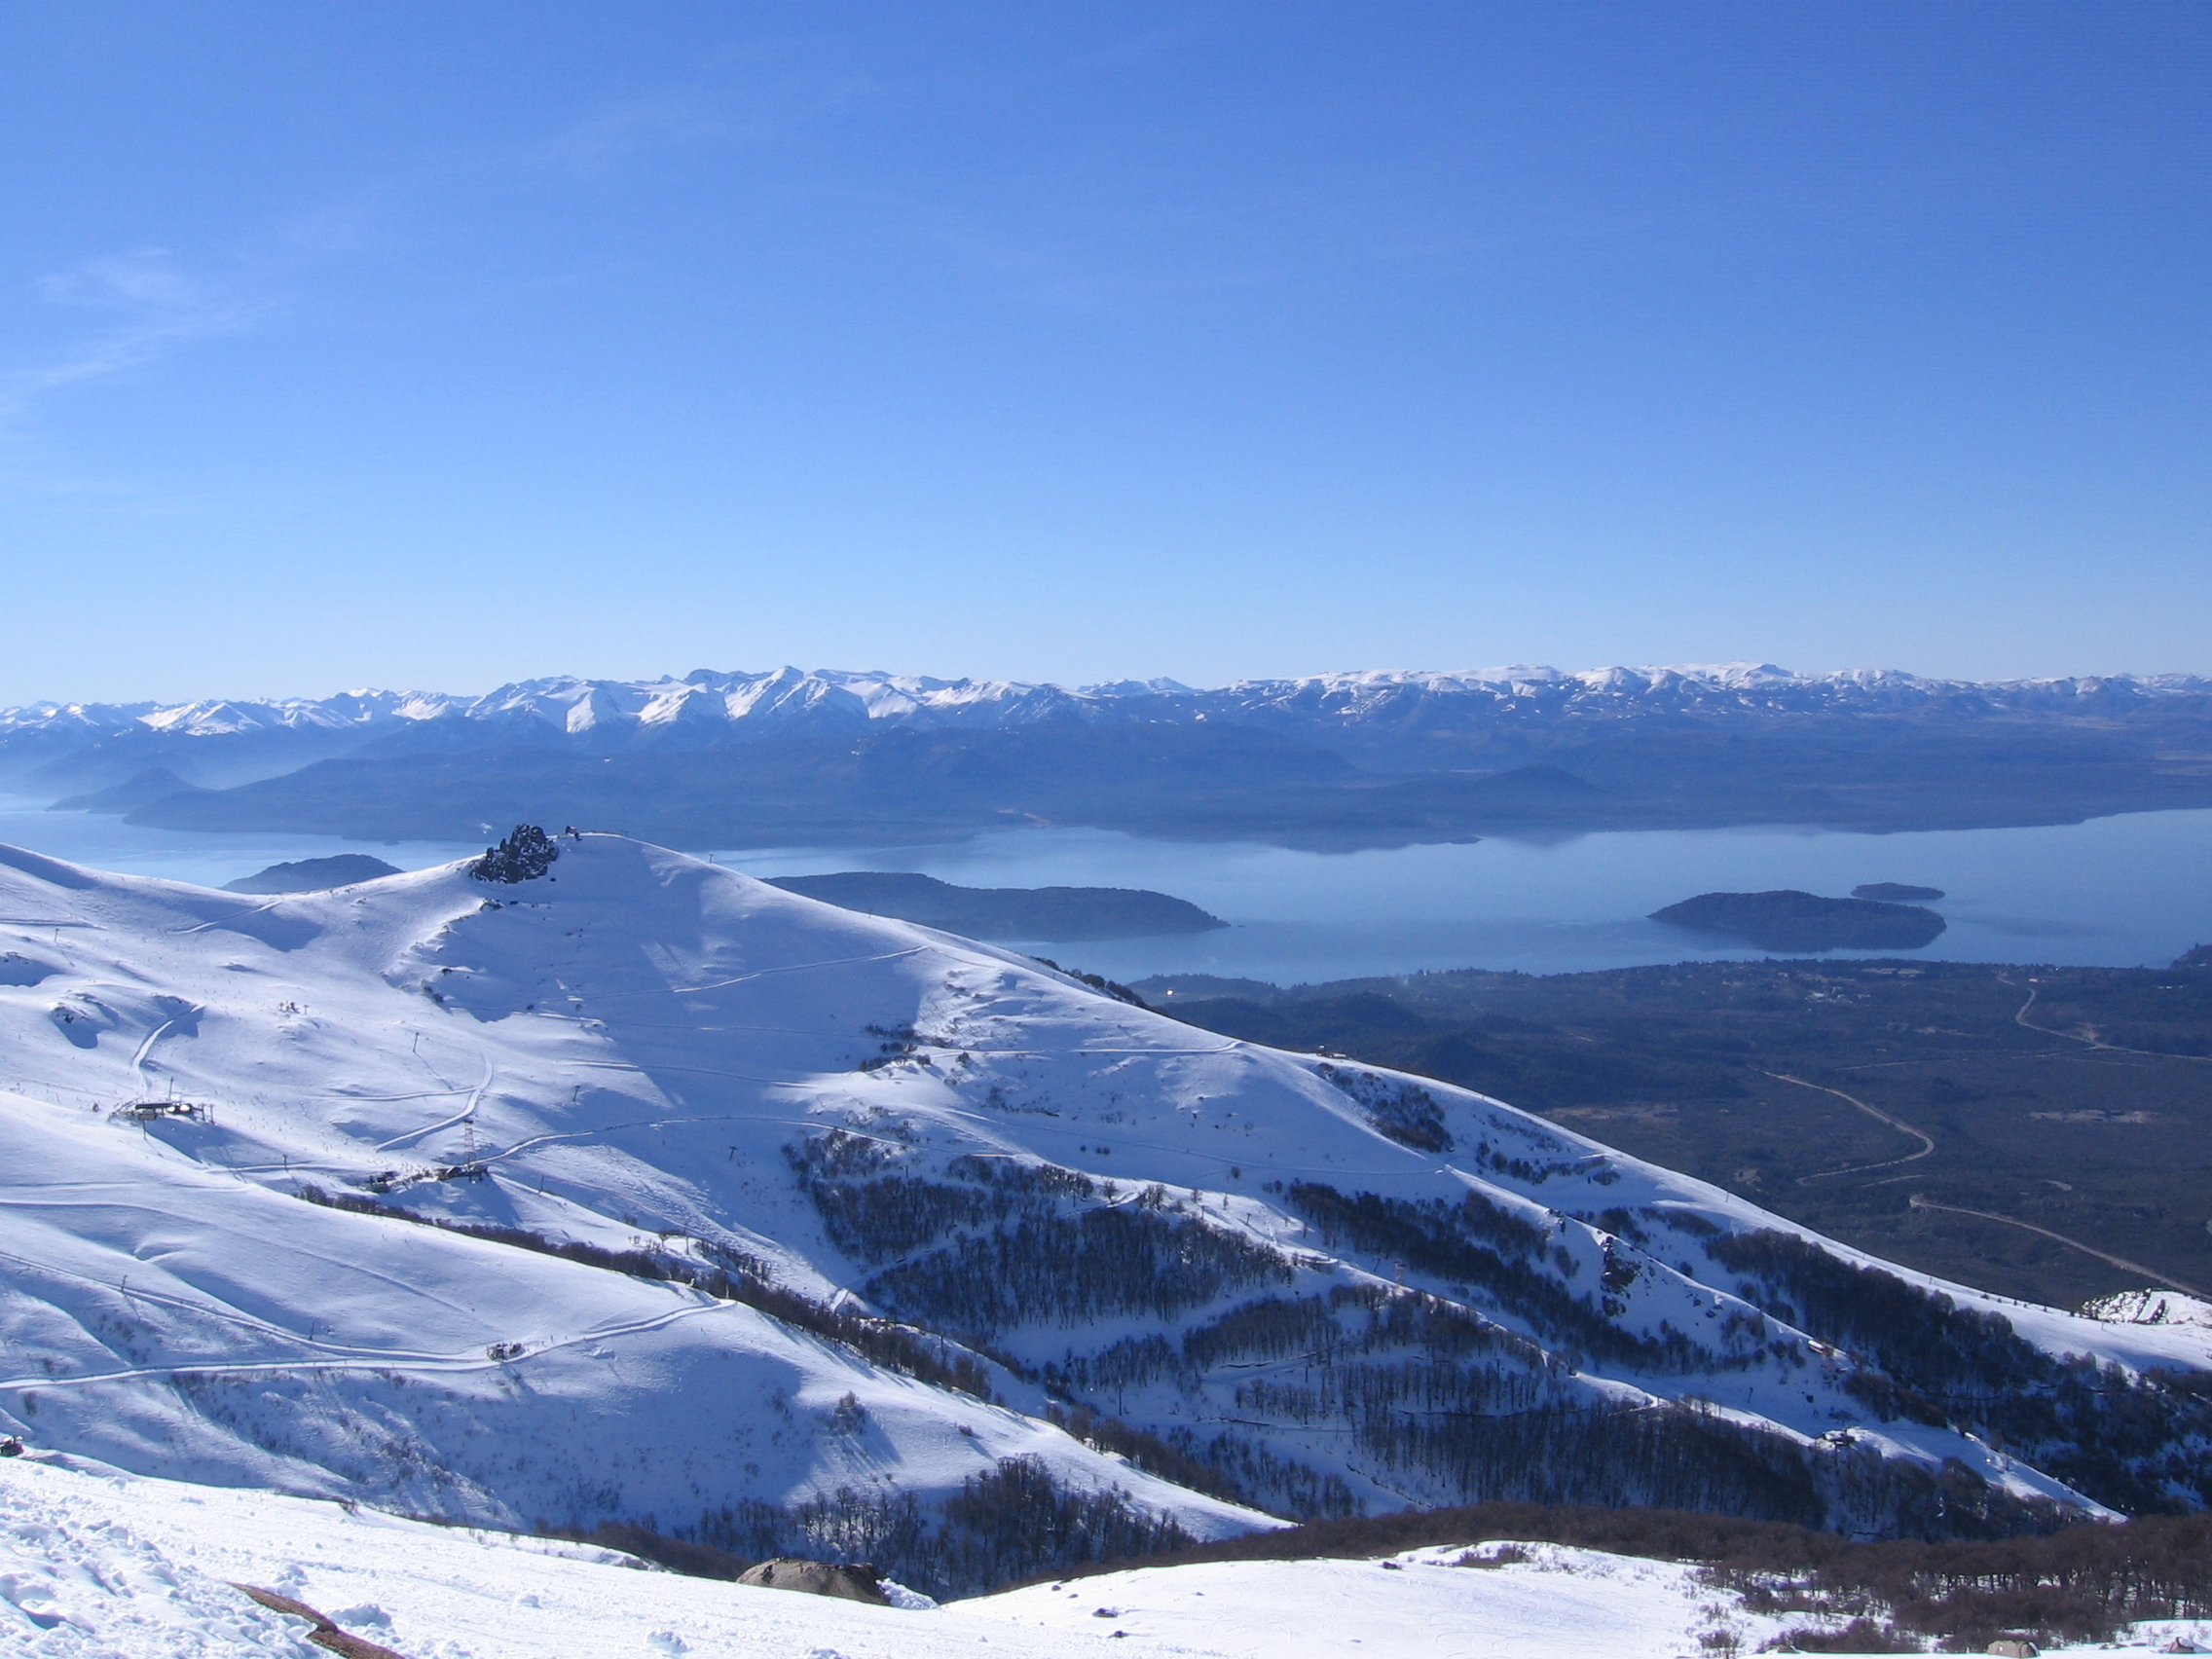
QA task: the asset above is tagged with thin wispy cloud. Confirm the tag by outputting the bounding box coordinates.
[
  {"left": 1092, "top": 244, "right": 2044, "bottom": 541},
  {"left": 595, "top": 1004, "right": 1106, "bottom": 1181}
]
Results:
[
  {"left": 533, "top": 92, "right": 728, "bottom": 180},
  {"left": 1, "top": 246, "right": 264, "bottom": 424}
]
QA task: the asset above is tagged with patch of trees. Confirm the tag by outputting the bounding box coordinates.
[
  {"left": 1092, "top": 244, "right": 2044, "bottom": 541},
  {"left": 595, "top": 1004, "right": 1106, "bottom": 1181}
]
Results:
[
  {"left": 295, "top": 1184, "right": 993, "bottom": 1400},
  {"left": 1285, "top": 1183, "right": 1721, "bottom": 1372},
  {"left": 1316, "top": 1063, "right": 1452, "bottom": 1152},
  {"left": 682, "top": 1456, "right": 1191, "bottom": 1598},
  {"left": 1045, "top": 1284, "right": 1573, "bottom": 1518},
  {"left": 786, "top": 1135, "right": 1293, "bottom": 1337},
  {"left": 938, "top": 1454, "right": 1194, "bottom": 1591},
  {"left": 866, "top": 1204, "right": 1295, "bottom": 1338},
  {"left": 687, "top": 1486, "right": 927, "bottom": 1586},
  {"left": 1028, "top": 1273, "right": 1985, "bottom": 1531},
  {"left": 799, "top": 1168, "right": 1008, "bottom": 1263},
  {"left": 1721, "top": 1513, "right": 2212, "bottom": 1650},
  {"left": 1027, "top": 957, "right": 1149, "bottom": 1006},
  {"left": 1709, "top": 1229, "right": 2212, "bottom": 1513},
  {"left": 1043, "top": 1403, "right": 1252, "bottom": 1506},
  {"left": 786, "top": 1135, "right": 1099, "bottom": 1266},
  {"left": 1050, "top": 1284, "right": 1550, "bottom": 1398},
  {"left": 1187, "top": 1430, "right": 1362, "bottom": 1522},
  {"left": 1358, "top": 1402, "right": 2060, "bottom": 1542}
]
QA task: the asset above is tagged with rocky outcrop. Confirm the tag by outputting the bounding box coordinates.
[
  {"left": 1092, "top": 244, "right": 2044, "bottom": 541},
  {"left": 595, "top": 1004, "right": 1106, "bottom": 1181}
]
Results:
[{"left": 733, "top": 1558, "right": 890, "bottom": 1604}]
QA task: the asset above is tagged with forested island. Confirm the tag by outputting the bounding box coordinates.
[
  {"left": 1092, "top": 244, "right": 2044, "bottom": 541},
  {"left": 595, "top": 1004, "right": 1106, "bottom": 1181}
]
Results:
[{"left": 1650, "top": 889, "right": 1946, "bottom": 951}]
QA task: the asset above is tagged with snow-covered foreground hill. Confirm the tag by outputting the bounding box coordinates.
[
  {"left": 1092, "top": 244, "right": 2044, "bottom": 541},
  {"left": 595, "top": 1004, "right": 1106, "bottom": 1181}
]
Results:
[
  {"left": 10, "top": 1456, "right": 2212, "bottom": 1659},
  {"left": 0, "top": 833, "right": 2205, "bottom": 1593}
]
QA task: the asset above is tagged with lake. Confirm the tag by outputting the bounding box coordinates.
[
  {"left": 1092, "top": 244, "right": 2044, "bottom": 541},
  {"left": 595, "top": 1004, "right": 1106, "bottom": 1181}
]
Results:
[{"left": 3, "top": 793, "right": 2207, "bottom": 986}]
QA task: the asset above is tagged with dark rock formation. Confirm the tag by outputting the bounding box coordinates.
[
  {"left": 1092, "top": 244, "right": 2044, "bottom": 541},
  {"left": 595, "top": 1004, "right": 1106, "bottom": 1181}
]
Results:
[
  {"left": 1852, "top": 882, "right": 1946, "bottom": 902},
  {"left": 470, "top": 825, "right": 559, "bottom": 884},
  {"left": 732, "top": 1558, "right": 889, "bottom": 1604}
]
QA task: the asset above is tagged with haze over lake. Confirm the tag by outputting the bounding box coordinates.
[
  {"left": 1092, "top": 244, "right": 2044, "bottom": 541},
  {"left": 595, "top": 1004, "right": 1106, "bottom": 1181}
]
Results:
[{"left": 7, "top": 792, "right": 2205, "bottom": 985}]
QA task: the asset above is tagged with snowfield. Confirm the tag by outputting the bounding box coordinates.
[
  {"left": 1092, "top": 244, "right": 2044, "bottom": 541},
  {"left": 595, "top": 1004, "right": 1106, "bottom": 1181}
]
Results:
[
  {"left": 969, "top": 1541, "right": 1801, "bottom": 1658},
  {"left": 0, "top": 1452, "right": 1791, "bottom": 1658},
  {"left": 0, "top": 831, "right": 2204, "bottom": 1604},
  {"left": 5, "top": 1453, "right": 1769, "bottom": 1658},
  {"left": 0, "top": 1452, "right": 1131, "bottom": 1659},
  {"left": 7, "top": 1455, "right": 2210, "bottom": 1659}
]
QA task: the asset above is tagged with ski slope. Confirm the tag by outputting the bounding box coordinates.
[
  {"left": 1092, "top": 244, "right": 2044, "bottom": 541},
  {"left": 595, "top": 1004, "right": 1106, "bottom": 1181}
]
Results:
[{"left": 0, "top": 832, "right": 2202, "bottom": 1563}]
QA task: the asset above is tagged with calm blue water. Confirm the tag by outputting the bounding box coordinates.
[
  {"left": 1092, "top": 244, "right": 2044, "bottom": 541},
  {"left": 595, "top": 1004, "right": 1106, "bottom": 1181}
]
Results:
[{"left": 5, "top": 793, "right": 2207, "bottom": 986}]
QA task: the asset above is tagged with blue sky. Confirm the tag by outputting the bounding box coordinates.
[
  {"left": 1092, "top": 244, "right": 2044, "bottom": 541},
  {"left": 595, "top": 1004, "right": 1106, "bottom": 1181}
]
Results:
[{"left": 2, "top": 1, "right": 2205, "bottom": 703}]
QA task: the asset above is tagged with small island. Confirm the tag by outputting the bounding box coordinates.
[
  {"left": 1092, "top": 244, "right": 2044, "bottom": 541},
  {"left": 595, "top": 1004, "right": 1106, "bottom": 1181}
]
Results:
[
  {"left": 223, "top": 855, "right": 403, "bottom": 894},
  {"left": 1650, "top": 889, "right": 1946, "bottom": 952},
  {"left": 1852, "top": 882, "right": 1946, "bottom": 903},
  {"left": 764, "top": 871, "right": 1227, "bottom": 941}
]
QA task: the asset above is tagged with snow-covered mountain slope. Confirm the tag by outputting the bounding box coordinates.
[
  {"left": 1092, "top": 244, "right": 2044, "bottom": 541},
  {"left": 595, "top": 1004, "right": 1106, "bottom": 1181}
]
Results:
[
  {"left": 0, "top": 834, "right": 2204, "bottom": 1587},
  {"left": 8, "top": 662, "right": 2208, "bottom": 784}
]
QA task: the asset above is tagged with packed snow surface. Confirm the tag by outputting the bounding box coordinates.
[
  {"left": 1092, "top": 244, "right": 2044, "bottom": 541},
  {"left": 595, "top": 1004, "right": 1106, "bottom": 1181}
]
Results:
[
  {"left": 971, "top": 1542, "right": 1795, "bottom": 1658},
  {"left": 8, "top": 1456, "right": 2208, "bottom": 1659},
  {"left": 14, "top": 1455, "right": 1772, "bottom": 1659}
]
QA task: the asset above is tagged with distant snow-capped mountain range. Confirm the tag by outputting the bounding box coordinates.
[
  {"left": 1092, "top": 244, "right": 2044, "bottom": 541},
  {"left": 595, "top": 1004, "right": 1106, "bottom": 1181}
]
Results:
[
  {"left": 6, "top": 662, "right": 2208, "bottom": 750},
  {"left": 12, "top": 664, "right": 2212, "bottom": 846}
]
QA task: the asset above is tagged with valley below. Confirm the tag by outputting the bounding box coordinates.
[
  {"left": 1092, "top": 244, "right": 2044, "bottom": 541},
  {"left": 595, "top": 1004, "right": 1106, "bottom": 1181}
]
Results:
[{"left": 1142, "top": 957, "right": 2212, "bottom": 1311}]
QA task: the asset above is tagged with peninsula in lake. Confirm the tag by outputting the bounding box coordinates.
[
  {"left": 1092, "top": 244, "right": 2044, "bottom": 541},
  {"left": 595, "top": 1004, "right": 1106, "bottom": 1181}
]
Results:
[
  {"left": 222, "top": 854, "right": 403, "bottom": 894},
  {"left": 763, "top": 871, "right": 1228, "bottom": 941}
]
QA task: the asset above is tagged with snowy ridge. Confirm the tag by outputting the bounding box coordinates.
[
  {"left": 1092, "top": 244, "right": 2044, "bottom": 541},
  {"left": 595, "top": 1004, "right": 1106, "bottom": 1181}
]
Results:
[
  {"left": 0, "top": 834, "right": 2204, "bottom": 1589},
  {"left": 0, "top": 688, "right": 460, "bottom": 741}
]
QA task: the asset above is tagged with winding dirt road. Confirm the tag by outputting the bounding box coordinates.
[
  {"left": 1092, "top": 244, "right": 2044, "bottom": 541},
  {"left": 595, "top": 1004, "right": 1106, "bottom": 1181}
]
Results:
[
  {"left": 2008, "top": 979, "right": 2212, "bottom": 1062},
  {"left": 1763, "top": 1071, "right": 1937, "bottom": 1183}
]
